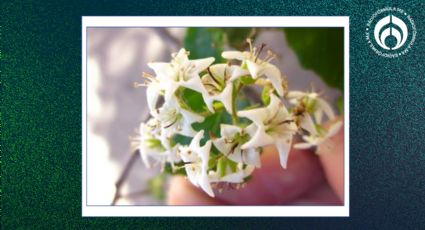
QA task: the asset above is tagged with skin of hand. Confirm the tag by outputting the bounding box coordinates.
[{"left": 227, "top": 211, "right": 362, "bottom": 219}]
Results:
[{"left": 167, "top": 118, "right": 344, "bottom": 205}]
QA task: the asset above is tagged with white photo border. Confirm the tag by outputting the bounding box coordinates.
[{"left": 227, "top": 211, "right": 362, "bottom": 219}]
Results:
[{"left": 82, "top": 16, "right": 350, "bottom": 217}]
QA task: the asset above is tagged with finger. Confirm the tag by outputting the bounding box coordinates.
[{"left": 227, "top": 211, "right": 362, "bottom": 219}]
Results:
[
  {"left": 288, "top": 183, "right": 342, "bottom": 205},
  {"left": 167, "top": 176, "right": 226, "bottom": 205},
  {"left": 317, "top": 119, "right": 344, "bottom": 202},
  {"left": 214, "top": 146, "right": 325, "bottom": 205}
]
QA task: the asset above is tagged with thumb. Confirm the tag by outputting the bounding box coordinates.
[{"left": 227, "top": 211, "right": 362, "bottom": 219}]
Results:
[
  {"left": 317, "top": 118, "right": 345, "bottom": 202},
  {"left": 214, "top": 146, "right": 325, "bottom": 205}
]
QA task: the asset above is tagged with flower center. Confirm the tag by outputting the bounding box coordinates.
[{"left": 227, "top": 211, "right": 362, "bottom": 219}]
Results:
[{"left": 264, "top": 106, "right": 295, "bottom": 136}]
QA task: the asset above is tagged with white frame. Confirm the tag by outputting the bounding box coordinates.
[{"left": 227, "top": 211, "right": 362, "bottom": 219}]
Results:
[{"left": 82, "top": 16, "right": 350, "bottom": 217}]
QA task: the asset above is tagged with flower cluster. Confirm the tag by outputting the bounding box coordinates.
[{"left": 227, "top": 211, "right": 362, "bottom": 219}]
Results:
[{"left": 134, "top": 41, "right": 341, "bottom": 197}]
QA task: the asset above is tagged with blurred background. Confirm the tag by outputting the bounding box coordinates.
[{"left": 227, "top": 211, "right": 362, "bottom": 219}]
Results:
[{"left": 86, "top": 27, "right": 343, "bottom": 205}]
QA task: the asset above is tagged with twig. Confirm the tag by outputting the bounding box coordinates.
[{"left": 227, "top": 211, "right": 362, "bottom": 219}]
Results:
[
  {"left": 153, "top": 28, "right": 182, "bottom": 50},
  {"left": 111, "top": 150, "right": 140, "bottom": 205}
]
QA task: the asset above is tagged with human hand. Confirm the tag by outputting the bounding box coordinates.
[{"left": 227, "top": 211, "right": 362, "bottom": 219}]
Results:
[{"left": 167, "top": 119, "right": 344, "bottom": 205}]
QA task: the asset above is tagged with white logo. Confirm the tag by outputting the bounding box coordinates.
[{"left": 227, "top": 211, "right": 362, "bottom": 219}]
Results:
[{"left": 366, "top": 7, "right": 416, "bottom": 58}]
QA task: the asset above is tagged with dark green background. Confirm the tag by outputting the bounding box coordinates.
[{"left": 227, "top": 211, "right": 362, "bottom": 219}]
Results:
[{"left": 2, "top": 0, "right": 424, "bottom": 228}]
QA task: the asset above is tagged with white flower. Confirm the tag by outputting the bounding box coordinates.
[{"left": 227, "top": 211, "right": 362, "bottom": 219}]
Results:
[
  {"left": 287, "top": 91, "right": 335, "bottom": 124},
  {"left": 178, "top": 130, "right": 214, "bottom": 197},
  {"left": 147, "top": 48, "right": 214, "bottom": 104},
  {"left": 201, "top": 64, "right": 248, "bottom": 113},
  {"left": 237, "top": 94, "right": 297, "bottom": 168},
  {"left": 222, "top": 40, "right": 285, "bottom": 96},
  {"left": 294, "top": 121, "right": 342, "bottom": 149},
  {"left": 297, "top": 112, "right": 318, "bottom": 136},
  {"left": 154, "top": 96, "right": 204, "bottom": 139},
  {"left": 135, "top": 118, "right": 178, "bottom": 169},
  {"left": 213, "top": 124, "right": 261, "bottom": 167}
]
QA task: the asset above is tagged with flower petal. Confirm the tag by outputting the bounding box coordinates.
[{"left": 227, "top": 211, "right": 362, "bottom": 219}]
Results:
[
  {"left": 244, "top": 148, "right": 261, "bottom": 167},
  {"left": 275, "top": 137, "right": 292, "bottom": 168},
  {"left": 286, "top": 91, "right": 306, "bottom": 99},
  {"left": 214, "top": 83, "right": 233, "bottom": 114},
  {"left": 146, "top": 83, "right": 161, "bottom": 113},
  {"left": 189, "top": 130, "right": 205, "bottom": 150},
  {"left": 238, "top": 107, "right": 269, "bottom": 126},
  {"left": 199, "top": 172, "right": 215, "bottom": 197},
  {"left": 228, "top": 65, "right": 249, "bottom": 82},
  {"left": 263, "top": 64, "right": 284, "bottom": 96},
  {"left": 241, "top": 125, "right": 275, "bottom": 149},
  {"left": 209, "top": 63, "right": 226, "bottom": 80},
  {"left": 326, "top": 121, "right": 343, "bottom": 139},
  {"left": 300, "top": 113, "right": 317, "bottom": 135},
  {"left": 190, "top": 57, "right": 215, "bottom": 73},
  {"left": 316, "top": 98, "right": 335, "bottom": 120},
  {"left": 180, "top": 109, "right": 204, "bottom": 137},
  {"left": 222, "top": 51, "right": 245, "bottom": 60},
  {"left": 213, "top": 138, "right": 232, "bottom": 156},
  {"left": 246, "top": 60, "right": 262, "bottom": 79},
  {"left": 184, "top": 163, "right": 200, "bottom": 186},
  {"left": 147, "top": 62, "right": 175, "bottom": 78},
  {"left": 180, "top": 75, "right": 208, "bottom": 95},
  {"left": 227, "top": 146, "right": 243, "bottom": 163}
]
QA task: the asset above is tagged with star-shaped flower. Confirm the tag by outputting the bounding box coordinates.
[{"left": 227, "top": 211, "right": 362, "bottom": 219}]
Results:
[
  {"left": 237, "top": 94, "right": 297, "bottom": 168},
  {"left": 178, "top": 130, "right": 214, "bottom": 197},
  {"left": 294, "top": 121, "right": 342, "bottom": 149},
  {"left": 147, "top": 48, "right": 214, "bottom": 103},
  {"left": 201, "top": 64, "right": 248, "bottom": 113},
  {"left": 135, "top": 118, "right": 178, "bottom": 169},
  {"left": 222, "top": 40, "right": 285, "bottom": 96},
  {"left": 213, "top": 124, "right": 261, "bottom": 167},
  {"left": 287, "top": 91, "right": 335, "bottom": 124},
  {"left": 154, "top": 96, "right": 204, "bottom": 139}
]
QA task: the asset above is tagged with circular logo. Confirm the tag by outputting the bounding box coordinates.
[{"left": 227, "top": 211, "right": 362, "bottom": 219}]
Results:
[{"left": 366, "top": 7, "right": 416, "bottom": 58}]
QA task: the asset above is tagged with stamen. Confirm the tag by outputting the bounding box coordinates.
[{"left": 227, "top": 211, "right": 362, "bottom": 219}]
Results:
[
  {"left": 264, "top": 50, "right": 277, "bottom": 62},
  {"left": 133, "top": 82, "right": 145, "bottom": 88},
  {"left": 142, "top": 72, "right": 154, "bottom": 79},
  {"left": 254, "top": 43, "right": 266, "bottom": 63}
]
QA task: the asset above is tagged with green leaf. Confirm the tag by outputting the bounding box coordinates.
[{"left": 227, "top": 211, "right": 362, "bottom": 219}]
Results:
[
  {"left": 184, "top": 28, "right": 225, "bottom": 62},
  {"left": 179, "top": 87, "right": 207, "bottom": 113},
  {"left": 192, "top": 111, "right": 225, "bottom": 139},
  {"left": 283, "top": 28, "right": 344, "bottom": 91},
  {"left": 220, "top": 28, "right": 253, "bottom": 50},
  {"left": 172, "top": 134, "right": 192, "bottom": 146}
]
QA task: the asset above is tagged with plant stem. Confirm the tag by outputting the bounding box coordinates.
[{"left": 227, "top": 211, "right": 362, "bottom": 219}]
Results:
[{"left": 111, "top": 150, "right": 139, "bottom": 205}]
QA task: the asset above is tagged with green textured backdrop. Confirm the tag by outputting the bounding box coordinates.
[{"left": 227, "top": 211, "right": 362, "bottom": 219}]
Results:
[{"left": 2, "top": 0, "right": 425, "bottom": 228}]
